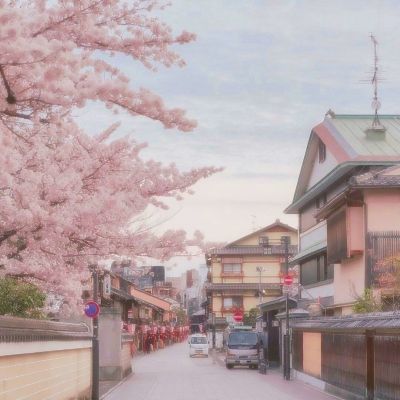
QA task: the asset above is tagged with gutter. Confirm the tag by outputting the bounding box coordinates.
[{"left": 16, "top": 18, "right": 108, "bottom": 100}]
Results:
[{"left": 285, "top": 161, "right": 399, "bottom": 214}]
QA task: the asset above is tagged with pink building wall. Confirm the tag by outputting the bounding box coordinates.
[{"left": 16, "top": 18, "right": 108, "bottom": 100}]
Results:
[
  {"left": 365, "top": 189, "right": 400, "bottom": 231},
  {"left": 334, "top": 189, "right": 400, "bottom": 310},
  {"left": 334, "top": 255, "right": 365, "bottom": 310},
  {"left": 334, "top": 205, "right": 365, "bottom": 308}
]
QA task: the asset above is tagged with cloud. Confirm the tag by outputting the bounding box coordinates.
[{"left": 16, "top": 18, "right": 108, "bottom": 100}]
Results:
[{"left": 76, "top": 0, "right": 400, "bottom": 262}]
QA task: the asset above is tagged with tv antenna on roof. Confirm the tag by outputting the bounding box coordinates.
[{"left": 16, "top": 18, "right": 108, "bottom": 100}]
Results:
[{"left": 369, "top": 34, "right": 385, "bottom": 130}]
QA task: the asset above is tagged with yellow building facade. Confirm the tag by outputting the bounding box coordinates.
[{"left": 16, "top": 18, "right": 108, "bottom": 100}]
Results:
[{"left": 205, "top": 220, "right": 298, "bottom": 323}]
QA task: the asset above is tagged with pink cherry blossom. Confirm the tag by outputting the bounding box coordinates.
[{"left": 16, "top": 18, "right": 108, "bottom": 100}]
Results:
[{"left": 0, "top": 0, "right": 221, "bottom": 311}]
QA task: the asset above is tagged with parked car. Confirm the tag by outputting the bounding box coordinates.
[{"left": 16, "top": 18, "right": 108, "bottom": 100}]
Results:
[
  {"left": 188, "top": 334, "right": 209, "bottom": 357},
  {"left": 224, "top": 326, "right": 259, "bottom": 369}
]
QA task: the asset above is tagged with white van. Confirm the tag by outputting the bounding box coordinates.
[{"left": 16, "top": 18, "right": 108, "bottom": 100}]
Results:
[{"left": 188, "top": 334, "right": 209, "bottom": 357}]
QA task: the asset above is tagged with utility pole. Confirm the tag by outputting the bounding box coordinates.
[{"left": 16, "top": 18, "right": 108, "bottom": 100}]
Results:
[
  {"left": 212, "top": 312, "right": 216, "bottom": 349},
  {"left": 256, "top": 266, "right": 264, "bottom": 305},
  {"left": 91, "top": 265, "right": 100, "bottom": 400},
  {"left": 283, "top": 237, "right": 291, "bottom": 381}
]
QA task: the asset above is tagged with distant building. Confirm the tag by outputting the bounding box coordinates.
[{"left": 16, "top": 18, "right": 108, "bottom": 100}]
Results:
[
  {"left": 205, "top": 220, "right": 298, "bottom": 324},
  {"left": 150, "top": 266, "right": 165, "bottom": 283}
]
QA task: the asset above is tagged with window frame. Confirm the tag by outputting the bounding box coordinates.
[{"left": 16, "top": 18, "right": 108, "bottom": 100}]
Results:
[
  {"left": 222, "top": 263, "right": 242, "bottom": 275},
  {"left": 300, "top": 253, "right": 333, "bottom": 287},
  {"left": 222, "top": 296, "right": 243, "bottom": 310}
]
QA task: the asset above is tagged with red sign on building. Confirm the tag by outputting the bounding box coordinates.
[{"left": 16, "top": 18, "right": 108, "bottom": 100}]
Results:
[{"left": 283, "top": 275, "right": 293, "bottom": 285}]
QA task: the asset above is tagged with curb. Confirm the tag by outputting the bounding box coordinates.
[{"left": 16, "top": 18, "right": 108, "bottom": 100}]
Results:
[
  {"left": 100, "top": 375, "right": 131, "bottom": 400},
  {"left": 211, "top": 349, "right": 225, "bottom": 367}
]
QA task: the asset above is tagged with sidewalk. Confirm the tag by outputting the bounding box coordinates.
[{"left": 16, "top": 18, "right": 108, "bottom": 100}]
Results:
[
  {"left": 210, "top": 349, "right": 342, "bottom": 400},
  {"left": 99, "top": 352, "right": 145, "bottom": 399}
]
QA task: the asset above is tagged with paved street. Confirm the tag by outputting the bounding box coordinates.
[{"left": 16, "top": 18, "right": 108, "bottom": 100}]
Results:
[{"left": 104, "top": 343, "right": 339, "bottom": 400}]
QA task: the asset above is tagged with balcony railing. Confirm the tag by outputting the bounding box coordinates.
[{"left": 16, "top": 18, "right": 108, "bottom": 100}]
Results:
[
  {"left": 367, "top": 231, "right": 400, "bottom": 287},
  {"left": 209, "top": 244, "right": 297, "bottom": 256}
]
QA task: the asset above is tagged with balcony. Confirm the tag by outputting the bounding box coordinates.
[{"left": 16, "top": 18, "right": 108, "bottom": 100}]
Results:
[
  {"left": 209, "top": 245, "right": 297, "bottom": 257},
  {"left": 220, "top": 272, "right": 244, "bottom": 278},
  {"left": 367, "top": 231, "right": 400, "bottom": 287}
]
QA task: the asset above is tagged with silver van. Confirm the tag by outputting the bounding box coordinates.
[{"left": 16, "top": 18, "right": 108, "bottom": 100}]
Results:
[
  {"left": 225, "top": 328, "right": 259, "bottom": 369},
  {"left": 188, "top": 334, "right": 209, "bottom": 357}
]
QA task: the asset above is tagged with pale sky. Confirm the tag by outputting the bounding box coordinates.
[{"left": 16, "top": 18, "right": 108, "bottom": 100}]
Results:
[{"left": 77, "top": 1, "right": 400, "bottom": 275}]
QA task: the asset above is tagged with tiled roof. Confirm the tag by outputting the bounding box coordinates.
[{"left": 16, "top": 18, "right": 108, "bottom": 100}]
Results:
[
  {"left": 111, "top": 287, "right": 134, "bottom": 301},
  {"left": 209, "top": 245, "right": 298, "bottom": 256},
  {"left": 259, "top": 296, "right": 297, "bottom": 312},
  {"left": 205, "top": 283, "right": 281, "bottom": 291},
  {"left": 131, "top": 287, "right": 171, "bottom": 311},
  {"left": 292, "top": 311, "right": 400, "bottom": 332},
  {"left": 350, "top": 165, "right": 400, "bottom": 187},
  {"left": 227, "top": 220, "right": 297, "bottom": 247}
]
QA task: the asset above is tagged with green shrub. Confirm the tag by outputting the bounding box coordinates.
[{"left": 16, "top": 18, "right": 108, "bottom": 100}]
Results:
[
  {"left": 352, "top": 288, "right": 381, "bottom": 314},
  {"left": 0, "top": 277, "right": 46, "bottom": 318}
]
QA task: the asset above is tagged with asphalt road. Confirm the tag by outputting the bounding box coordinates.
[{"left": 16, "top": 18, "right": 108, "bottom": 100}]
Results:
[{"left": 104, "top": 342, "right": 340, "bottom": 400}]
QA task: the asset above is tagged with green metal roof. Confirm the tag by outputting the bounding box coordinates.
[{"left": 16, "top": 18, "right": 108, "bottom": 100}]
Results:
[
  {"left": 286, "top": 114, "right": 400, "bottom": 214},
  {"left": 328, "top": 115, "right": 400, "bottom": 157}
]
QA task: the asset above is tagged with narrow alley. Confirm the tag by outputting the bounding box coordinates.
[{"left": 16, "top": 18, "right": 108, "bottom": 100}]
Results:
[{"left": 103, "top": 342, "right": 339, "bottom": 400}]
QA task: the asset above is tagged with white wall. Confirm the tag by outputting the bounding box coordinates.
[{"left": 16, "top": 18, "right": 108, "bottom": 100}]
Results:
[
  {"left": 301, "top": 282, "right": 334, "bottom": 301},
  {"left": 307, "top": 146, "right": 338, "bottom": 190},
  {"left": 299, "top": 221, "right": 327, "bottom": 252}
]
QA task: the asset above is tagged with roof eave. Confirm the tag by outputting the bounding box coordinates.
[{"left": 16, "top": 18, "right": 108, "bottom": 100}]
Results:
[{"left": 285, "top": 161, "right": 399, "bottom": 214}]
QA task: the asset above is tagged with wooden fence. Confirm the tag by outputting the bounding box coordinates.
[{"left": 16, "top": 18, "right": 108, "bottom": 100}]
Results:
[{"left": 292, "top": 313, "right": 400, "bottom": 400}]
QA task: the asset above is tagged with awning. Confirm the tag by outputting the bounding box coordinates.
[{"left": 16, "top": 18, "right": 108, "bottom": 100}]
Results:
[
  {"left": 205, "top": 283, "right": 281, "bottom": 291},
  {"left": 259, "top": 296, "right": 297, "bottom": 312},
  {"left": 111, "top": 287, "right": 135, "bottom": 301}
]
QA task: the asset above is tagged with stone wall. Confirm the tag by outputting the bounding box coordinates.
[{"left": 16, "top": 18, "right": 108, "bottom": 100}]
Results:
[
  {"left": 0, "top": 316, "right": 92, "bottom": 400},
  {"left": 99, "top": 306, "right": 134, "bottom": 381}
]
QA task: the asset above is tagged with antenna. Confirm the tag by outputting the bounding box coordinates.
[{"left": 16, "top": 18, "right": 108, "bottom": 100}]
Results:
[{"left": 369, "top": 34, "right": 384, "bottom": 130}]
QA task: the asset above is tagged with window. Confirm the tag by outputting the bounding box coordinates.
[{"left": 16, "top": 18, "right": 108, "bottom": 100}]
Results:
[
  {"left": 327, "top": 209, "right": 347, "bottom": 264},
  {"left": 300, "top": 253, "right": 333, "bottom": 286},
  {"left": 318, "top": 139, "right": 326, "bottom": 163},
  {"left": 223, "top": 297, "right": 243, "bottom": 309},
  {"left": 228, "top": 332, "right": 258, "bottom": 347},
  {"left": 281, "top": 236, "right": 291, "bottom": 245},
  {"left": 223, "top": 263, "right": 242, "bottom": 274},
  {"left": 191, "top": 336, "right": 207, "bottom": 344},
  {"left": 259, "top": 236, "right": 269, "bottom": 246}
]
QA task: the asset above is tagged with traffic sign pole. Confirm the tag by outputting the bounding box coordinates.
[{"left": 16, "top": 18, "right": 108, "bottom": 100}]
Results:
[{"left": 91, "top": 266, "right": 100, "bottom": 400}]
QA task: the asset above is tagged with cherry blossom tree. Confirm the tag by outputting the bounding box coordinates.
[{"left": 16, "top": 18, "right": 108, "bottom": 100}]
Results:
[{"left": 0, "top": 0, "right": 220, "bottom": 309}]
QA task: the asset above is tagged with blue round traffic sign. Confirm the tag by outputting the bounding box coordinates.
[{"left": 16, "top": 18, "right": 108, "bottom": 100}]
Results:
[{"left": 84, "top": 301, "right": 100, "bottom": 318}]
